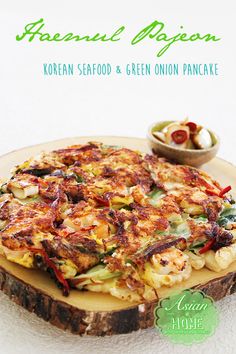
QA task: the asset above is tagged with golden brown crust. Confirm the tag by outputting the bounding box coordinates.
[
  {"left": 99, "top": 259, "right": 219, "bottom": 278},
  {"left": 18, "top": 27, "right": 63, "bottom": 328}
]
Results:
[{"left": 0, "top": 142, "right": 234, "bottom": 301}]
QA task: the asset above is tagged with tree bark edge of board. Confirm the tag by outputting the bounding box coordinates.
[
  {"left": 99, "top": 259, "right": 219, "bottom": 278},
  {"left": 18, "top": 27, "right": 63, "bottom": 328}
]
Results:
[{"left": 0, "top": 266, "right": 236, "bottom": 336}]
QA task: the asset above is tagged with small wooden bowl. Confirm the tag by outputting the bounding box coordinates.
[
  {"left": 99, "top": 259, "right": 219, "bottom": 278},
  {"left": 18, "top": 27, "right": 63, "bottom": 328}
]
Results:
[{"left": 147, "top": 121, "right": 220, "bottom": 167}]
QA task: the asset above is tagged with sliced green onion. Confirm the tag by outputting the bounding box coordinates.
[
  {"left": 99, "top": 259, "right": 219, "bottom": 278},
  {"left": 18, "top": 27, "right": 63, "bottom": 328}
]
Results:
[{"left": 74, "top": 265, "right": 121, "bottom": 288}]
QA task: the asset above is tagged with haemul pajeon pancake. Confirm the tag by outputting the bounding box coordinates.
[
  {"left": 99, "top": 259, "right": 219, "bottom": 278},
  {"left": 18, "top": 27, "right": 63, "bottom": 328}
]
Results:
[{"left": 0, "top": 142, "right": 235, "bottom": 302}]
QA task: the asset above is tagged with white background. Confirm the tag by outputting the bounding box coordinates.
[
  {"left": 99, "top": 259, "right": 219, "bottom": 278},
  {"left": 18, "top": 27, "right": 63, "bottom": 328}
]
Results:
[{"left": 0, "top": 1, "right": 236, "bottom": 353}]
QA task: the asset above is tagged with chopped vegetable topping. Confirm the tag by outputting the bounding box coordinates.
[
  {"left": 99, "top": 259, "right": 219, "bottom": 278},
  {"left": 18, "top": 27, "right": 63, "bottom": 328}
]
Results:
[
  {"left": 206, "top": 185, "right": 232, "bottom": 198},
  {"left": 29, "top": 248, "right": 70, "bottom": 296},
  {"left": 218, "top": 207, "right": 236, "bottom": 227},
  {"left": 205, "top": 189, "right": 219, "bottom": 197},
  {"left": 199, "top": 239, "right": 215, "bottom": 254},
  {"left": 219, "top": 186, "right": 232, "bottom": 198}
]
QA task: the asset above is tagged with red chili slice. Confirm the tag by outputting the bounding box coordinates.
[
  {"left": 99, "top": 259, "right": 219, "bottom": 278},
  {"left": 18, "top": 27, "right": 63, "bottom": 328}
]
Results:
[
  {"left": 219, "top": 185, "right": 232, "bottom": 198},
  {"left": 171, "top": 130, "right": 188, "bottom": 144},
  {"left": 199, "top": 239, "right": 215, "bottom": 254},
  {"left": 205, "top": 189, "right": 219, "bottom": 197},
  {"left": 28, "top": 247, "right": 70, "bottom": 296},
  {"left": 186, "top": 122, "right": 197, "bottom": 132},
  {"left": 206, "top": 185, "right": 232, "bottom": 198},
  {"left": 94, "top": 195, "right": 110, "bottom": 207},
  {"left": 80, "top": 225, "right": 96, "bottom": 232}
]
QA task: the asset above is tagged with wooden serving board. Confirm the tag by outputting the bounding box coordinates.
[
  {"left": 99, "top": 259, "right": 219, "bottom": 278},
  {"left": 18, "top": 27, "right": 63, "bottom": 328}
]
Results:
[{"left": 0, "top": 136, "right": 236, "bottom": 336}]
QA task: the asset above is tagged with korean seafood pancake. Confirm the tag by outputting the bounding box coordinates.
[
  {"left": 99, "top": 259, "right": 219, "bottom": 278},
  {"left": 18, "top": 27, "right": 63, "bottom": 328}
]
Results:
[{"left": 0, "top": 142, "right": 235, "bottom": 302}]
